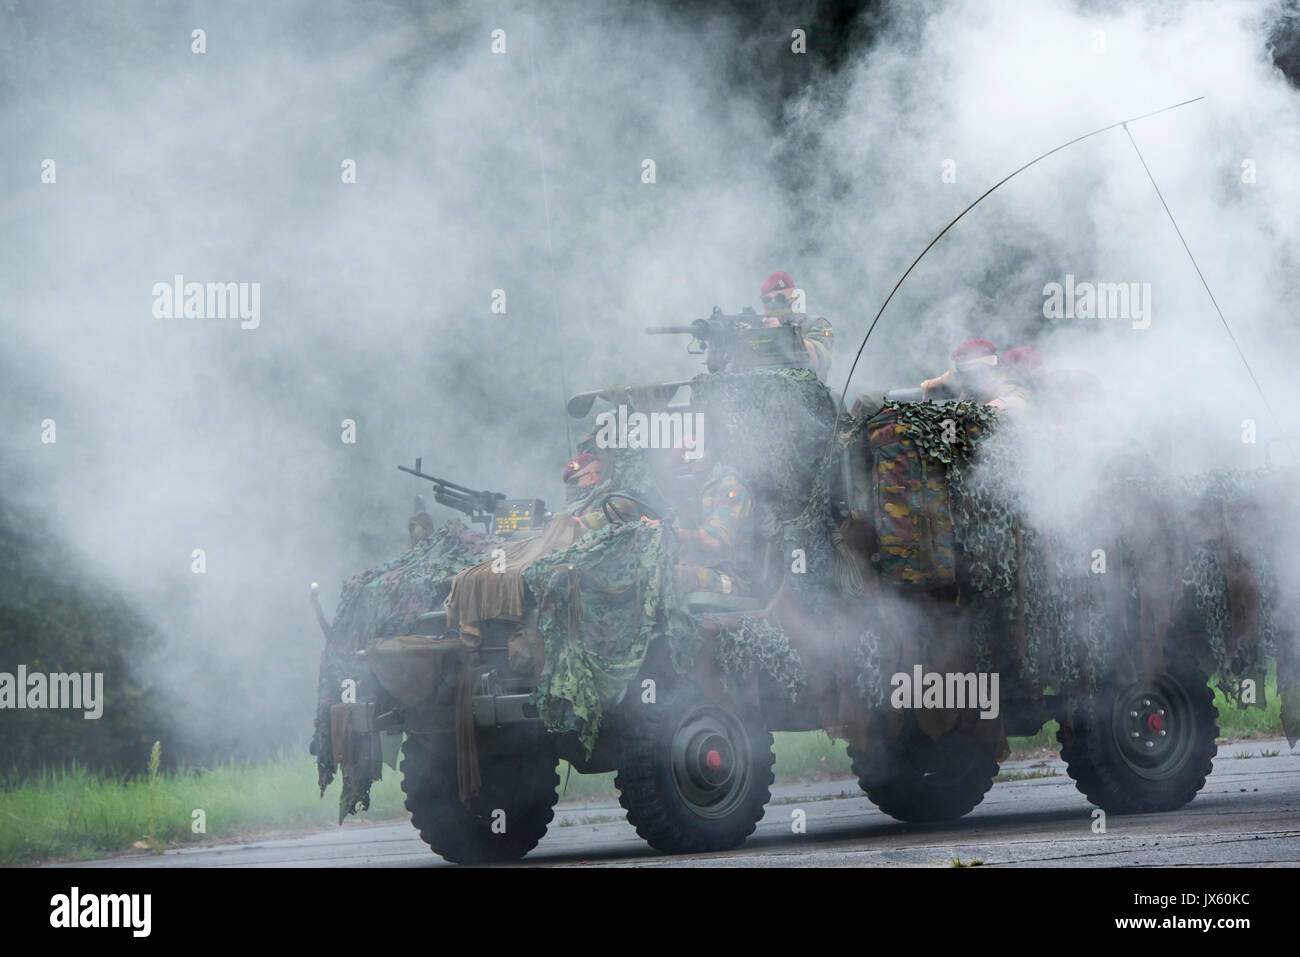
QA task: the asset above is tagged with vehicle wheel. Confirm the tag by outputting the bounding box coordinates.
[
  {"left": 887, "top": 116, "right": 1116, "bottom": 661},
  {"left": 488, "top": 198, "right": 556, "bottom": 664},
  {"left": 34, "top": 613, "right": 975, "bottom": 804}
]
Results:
[
  {"left": 615, "top": 680, "right": 774, "bottom": 854},
  {"left": 1057, "top": 664, "right": 1217, "bottom": 814},
  {"left": 399, "top": 733, "right": 559, "bottom": 864},
  {"left": 847, "top": 719, "right": 1000, "bottom": 823}
]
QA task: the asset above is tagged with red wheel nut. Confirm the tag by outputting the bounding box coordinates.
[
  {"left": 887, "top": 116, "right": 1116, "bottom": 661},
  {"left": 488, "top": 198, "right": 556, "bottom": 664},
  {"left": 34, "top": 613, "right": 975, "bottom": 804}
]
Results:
[{"left": 705, "top": 749, "right": 723, "bottom": 770}]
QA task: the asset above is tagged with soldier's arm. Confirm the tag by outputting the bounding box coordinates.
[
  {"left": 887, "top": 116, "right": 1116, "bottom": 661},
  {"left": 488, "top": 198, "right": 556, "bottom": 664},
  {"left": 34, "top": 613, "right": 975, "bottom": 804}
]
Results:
[
  {"left": 988, "top": 382, "right": 1030, "bottom": 410},
  {"left": 697, "top": 477, "right": 751, "bottom": 551},
  {"left": 801, "top": 317, "right": 833, "bottom": 375},
  {"left": 921, "top": 369, "right": 955, "bottom": 398}
]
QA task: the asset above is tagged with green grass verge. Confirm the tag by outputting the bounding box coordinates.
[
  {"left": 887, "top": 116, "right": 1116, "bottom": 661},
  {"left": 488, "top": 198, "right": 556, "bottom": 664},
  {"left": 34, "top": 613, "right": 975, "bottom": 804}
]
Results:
[
  {"left": 0, "top": 750, "right": 408, "bottom": 866},
  {"left": 1211, "top": 662, "right": 1282, "bottom": 739}
]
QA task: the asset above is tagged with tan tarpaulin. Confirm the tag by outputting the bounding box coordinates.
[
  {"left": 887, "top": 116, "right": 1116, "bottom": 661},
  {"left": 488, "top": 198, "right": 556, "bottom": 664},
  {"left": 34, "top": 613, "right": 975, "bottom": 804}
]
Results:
[{"left": 443, "top": 514, "right": 586, "bottom": 642}]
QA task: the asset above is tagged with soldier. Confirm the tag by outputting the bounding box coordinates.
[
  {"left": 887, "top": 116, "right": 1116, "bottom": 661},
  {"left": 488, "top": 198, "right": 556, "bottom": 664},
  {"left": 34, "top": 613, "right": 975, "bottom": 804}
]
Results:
[
  {"left": 562, "top": 452, "right": 614, "bottom": 531},
  {"left": 407, "top": 509, "right": 435, "bottom": 549},
  {"left": 563, "top": 452, "right": 654, "bottom": 532},
  {"left": 666, "top": 448, "right": 755, "bottom": 595},
  {"left": 988, "top": 346, "right": 1043, "bottom": 410},
  {"left": 920, "top": 338, "right": 1004, "bottom": 403},
  {"left": 759, "top": 271, "right": 834, "bottom": 381}
]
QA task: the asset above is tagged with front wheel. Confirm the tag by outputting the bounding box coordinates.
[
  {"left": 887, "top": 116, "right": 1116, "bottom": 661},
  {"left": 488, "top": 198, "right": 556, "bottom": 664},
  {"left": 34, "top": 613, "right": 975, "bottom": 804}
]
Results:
[
  {"left": 615, "top": 681, "right": 774, "bottom": 854},
  {"left": 1057, "top": 664, "right": 1218, "bottom": 814},
  {"left": 400, "top": 733, "right": 559, "bottom": 864}
]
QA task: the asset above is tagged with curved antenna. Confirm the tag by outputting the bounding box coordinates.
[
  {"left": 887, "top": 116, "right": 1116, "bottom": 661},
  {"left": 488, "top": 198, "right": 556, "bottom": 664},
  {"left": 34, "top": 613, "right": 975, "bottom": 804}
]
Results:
[{"left": 837, "top": 96, "right": 1205, "bottom": 413}]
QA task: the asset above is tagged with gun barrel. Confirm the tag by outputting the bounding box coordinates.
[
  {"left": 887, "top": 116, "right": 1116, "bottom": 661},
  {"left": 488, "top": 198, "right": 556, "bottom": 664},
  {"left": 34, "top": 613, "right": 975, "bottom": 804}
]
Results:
[
  {"left": 645, "top": 325, "right": 697, "bottom": 335},
  {"left": 397, "top": 465, "right": 479, "bottom": 497},
  {"left": 433, "top": 488, "right": 477, "bottom": 513}
]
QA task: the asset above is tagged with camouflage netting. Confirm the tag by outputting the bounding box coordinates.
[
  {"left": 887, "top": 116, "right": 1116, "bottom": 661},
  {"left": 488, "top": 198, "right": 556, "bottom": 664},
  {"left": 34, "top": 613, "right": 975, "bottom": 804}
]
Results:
[
  {"left": 311, "top": 519, "right": 496, "bottom": 818},
  {"left": 521, "top": 521, "right": 697, "bottom": 757},
  {"left": 1118, "top": 469, "right": 1284, "bottom": 701},
  {"left": 605, "top": 444, "right": 660, "bottom": 503},
  {"left": 689, "top": 368, "right": 839, "bottom": 604},
  {"left": 715, "top": 615, "right": 807, "bottom": 703},
  {"left": 853, "top": 402, "right": 1288, "bottom": 704},
  {"left": 930, "top": 403, "right": 1112, "bottom": 692},
  {"left": 853, "top": 627, "right": 887, "bottom": 710}
]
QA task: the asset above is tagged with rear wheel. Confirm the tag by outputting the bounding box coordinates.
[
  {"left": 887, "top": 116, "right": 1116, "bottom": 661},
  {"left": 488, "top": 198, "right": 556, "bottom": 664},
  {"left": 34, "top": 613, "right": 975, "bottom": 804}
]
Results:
[
  {"left": 848, "top": 718, "right": 1000, "bottom": 823},
  {"left": 1058, "top": 664, "right": 1217, "bottom": 814},
  {"left": 400, "top": 733, "right": 559, "bottom": 864},
  {"left": 615, "top": 681, "right": 774, "bottom": 854}
]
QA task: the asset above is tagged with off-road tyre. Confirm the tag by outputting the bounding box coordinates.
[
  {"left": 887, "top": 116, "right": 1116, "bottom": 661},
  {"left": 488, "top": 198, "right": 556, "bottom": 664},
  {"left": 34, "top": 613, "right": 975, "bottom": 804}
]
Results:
[
  {"left": 400, "top": 733, "right": 559, "bottom": 864},
  {"left": 1057, "top": 664, "right": 1217, "bottom": 814},
  {"left": 848, "top": 720, "right": 1000, "bottom": 823},
  {"left": 614, "top": 680, "right": 774, "bottom": 854}
]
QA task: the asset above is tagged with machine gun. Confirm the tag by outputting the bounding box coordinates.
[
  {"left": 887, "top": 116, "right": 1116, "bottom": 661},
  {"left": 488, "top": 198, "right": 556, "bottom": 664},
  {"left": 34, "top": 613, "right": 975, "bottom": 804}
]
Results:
[
  {"left": 646, "top": 306, "right": 809, "bottom": 373},
  {"left": 398, "top": 458, "right": 546, "bottom": 538}
]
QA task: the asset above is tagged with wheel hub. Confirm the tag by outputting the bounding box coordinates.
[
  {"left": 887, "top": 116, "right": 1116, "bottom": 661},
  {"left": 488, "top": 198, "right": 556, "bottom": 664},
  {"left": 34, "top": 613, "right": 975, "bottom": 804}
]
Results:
[
  {"left": 1112, "top": 678, "right": 1194, "bottom": 781},
  {"left": 669, "top": 707, "right": 751, "bottom": 819}
]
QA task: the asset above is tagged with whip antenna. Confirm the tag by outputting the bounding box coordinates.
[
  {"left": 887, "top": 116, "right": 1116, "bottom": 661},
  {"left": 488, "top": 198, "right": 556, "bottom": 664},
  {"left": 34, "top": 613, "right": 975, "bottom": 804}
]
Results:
[
  {"left": 1121, "top": 122, "right": 1278, "bottom": 425},
  {"left": 837, "top": 96, "right": 1206, "bottom": 413}
]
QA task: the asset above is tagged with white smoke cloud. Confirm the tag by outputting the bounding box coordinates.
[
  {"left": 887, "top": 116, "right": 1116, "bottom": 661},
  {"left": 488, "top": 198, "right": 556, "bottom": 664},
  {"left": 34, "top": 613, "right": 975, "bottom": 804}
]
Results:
[{"left": 1, "top": 0, "right": 1296, "bottom": 758}]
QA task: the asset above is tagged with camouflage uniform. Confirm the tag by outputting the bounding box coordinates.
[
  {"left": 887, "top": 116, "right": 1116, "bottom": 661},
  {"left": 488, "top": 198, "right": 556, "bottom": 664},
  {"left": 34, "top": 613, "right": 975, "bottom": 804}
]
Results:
[
  {"left": 676, "top": 463, "right": 755, "bottom": 594},
  {"left": 792, "top": 315, "right": 834, "bottom": 381}
]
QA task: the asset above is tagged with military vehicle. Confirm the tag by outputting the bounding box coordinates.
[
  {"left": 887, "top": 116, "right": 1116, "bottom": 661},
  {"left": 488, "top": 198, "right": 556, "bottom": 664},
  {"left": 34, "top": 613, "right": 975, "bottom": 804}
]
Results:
[{"left": 310, "top": 314, "right": 1297, "bottom": 863}]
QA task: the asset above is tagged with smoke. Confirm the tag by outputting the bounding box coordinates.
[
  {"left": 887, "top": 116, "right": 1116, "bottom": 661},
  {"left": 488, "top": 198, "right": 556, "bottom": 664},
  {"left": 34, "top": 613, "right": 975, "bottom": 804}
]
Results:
[{"left": 1, "top": 0, "right": 1298, "bottom": 763}]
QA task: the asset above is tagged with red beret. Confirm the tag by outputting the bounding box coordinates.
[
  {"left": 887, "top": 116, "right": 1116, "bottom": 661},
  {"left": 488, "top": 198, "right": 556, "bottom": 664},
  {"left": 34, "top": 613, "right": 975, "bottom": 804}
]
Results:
[
  {"left": 951, "top": 339, "right": 997, "bottom": 363},
  {"left": 562, "top": 453, "right": 598, "bottom": 483},
  {"left": 999, "top": 346, "right": 1044, "bottom": 373},
  {"left": 761, "top": 271, "right": 795, "bottom": 296}
]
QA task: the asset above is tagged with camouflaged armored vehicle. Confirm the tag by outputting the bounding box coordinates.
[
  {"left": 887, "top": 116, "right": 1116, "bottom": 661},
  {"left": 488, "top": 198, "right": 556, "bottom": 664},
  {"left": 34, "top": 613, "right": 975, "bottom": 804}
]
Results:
[{"left": 310, "top": 322, "right": 1298, "bottom": 862}]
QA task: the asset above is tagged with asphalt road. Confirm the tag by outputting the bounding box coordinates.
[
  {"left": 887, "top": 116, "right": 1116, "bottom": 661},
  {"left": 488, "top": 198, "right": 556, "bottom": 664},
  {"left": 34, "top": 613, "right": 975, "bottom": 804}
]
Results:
[{"left": 60, "top": 738, "right": 1299, "bottom": 868}]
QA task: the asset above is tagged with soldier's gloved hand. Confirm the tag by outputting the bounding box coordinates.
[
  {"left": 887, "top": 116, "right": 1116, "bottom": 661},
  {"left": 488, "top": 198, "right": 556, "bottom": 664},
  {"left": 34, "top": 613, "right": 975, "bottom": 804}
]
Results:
[{"left": 761, "top": 315, "right": 782, "bottom": 328}]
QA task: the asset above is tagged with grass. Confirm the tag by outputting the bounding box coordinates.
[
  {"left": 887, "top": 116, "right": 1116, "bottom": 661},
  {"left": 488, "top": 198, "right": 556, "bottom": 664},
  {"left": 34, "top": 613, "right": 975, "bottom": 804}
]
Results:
[
  {"left": 1008, "top": 720, "right": 1060, "bottom": 755},
  {"left": 992, "top": 768, "right": 1060, "bottom": 783},
  {"left": 0, "top": 748, "right": 409, "bottom": 866},
  {"left": 769, "top": 791, "right": 852, "bottom": 806},
  {"left": 555, "top": 814, "right": 620, "bottom": 827},
  {"left": 1211, "top": 662, "right": 1283, "bottom": 740},
  {"left": 1231, "top": 748, "right": 1281, "bottom": 759}
]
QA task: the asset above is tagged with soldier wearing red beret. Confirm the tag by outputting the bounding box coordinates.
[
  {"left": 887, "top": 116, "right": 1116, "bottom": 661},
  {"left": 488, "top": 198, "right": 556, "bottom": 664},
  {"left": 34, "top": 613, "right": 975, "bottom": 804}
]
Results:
[
  {"left": 989, "top": 346, "right": 1044, "bottom": 410},
  {"left": 921, "top": 338, "right": 1003, "bottom": 402},
  {"left": 759, "top": 271, "right": 834, "bottom": 381}
]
